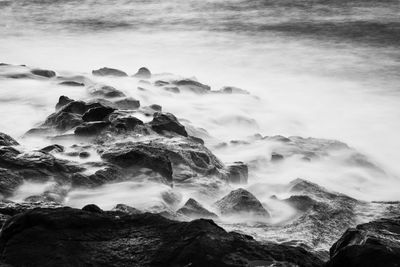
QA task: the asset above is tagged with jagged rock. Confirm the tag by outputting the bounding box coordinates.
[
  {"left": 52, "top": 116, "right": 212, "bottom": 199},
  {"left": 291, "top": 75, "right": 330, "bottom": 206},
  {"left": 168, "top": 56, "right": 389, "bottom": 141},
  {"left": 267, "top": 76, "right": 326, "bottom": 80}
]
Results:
[
  {"left": 0, "top": 207, "right": 323, "bottom": 267},
  {"left": 113, "top": 97, "right": 140, "bottom": 110},
  {"left": 271, "top": 152, "right": 284, "bottom": 161},
  {"left": 227, "top": 162, "right": 248, "bottom": 184},
  {"left": 31, "top": 69, "right": 56, "bottom": 78},
  {"left": 0, "top": 133, "right": 18, "bottom": 146},
  {"left": 74, "top": 122, "right": 110, "bottom": 136},
  {"left": 59, "top": 81, "right": 84, "bottom": 86},
  {"left": 55, "top": 96, "right": 74, "bottom": 110},
  {"left": 327, "top": 216, "right": 400, "bottom": 267},
  {"left": 92, "top": 67, "right": 128, "bottom": 77},
  {"left": 133, "top": 67, "right": 151, "bottom": 79},
  {"left": 177, "top": 198, "right": 218, "bottom": 219},
  {"left": 82, "top": 204, "right": 103, "bottom": 213},
  {"left": 39, "top": 144, "right": 64, "bottom": 153},
  {"left": 82, "top": 106, "right": 116, "bottom": 122},
  {"left": 112, "top": 204, "right": 142, "bottom": 214},
  {"left": 149, "top": 112, "right": 188, "bottom": 137},
  {"left": 215, "top": 188, "right": 270, "bottom": 217},
  {"left": 87, "top": 84, "right": 126, "bottom": 98},
  {"left": 173, "top": 79, "right": 211, "bottom": 94}
]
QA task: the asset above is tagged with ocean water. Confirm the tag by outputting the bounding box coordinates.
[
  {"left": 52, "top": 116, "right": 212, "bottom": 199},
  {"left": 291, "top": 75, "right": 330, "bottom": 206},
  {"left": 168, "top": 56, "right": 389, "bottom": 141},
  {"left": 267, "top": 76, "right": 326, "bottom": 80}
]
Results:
[{"left": 1, "top": 0, "right": 400, "bottom": 206}]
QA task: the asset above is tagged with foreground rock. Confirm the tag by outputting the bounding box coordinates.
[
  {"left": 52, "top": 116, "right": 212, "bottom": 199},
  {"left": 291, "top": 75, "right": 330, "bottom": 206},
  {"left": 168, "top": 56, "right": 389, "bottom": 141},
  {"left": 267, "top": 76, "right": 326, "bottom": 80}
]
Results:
[
  {"left": 327, "top": 216, "right": 400, "bottom": 267},
  {"left": 0, "top": 207, "right": 323, "bottom": 267},
  {"left": 0, "top": 133, "right": 18, "bottom": 146}
]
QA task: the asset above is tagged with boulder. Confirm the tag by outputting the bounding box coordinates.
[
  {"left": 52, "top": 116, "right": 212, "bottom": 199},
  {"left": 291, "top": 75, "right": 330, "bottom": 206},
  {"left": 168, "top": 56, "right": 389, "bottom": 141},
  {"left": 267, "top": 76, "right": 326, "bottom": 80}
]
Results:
[
  {"left": 149, "top": 104, "right": 162, "bottom": 111},
  {"left": 173, "top": 79, "right": 211, "bottom": 94},
  {"left": 113, "top": 97, "right": 140, "bottom": 110},
  {"left": 31, "top": 69, "right": 56, "bottom": 78},
  {"left": 214, "top": 188, "right": 270, "bottom": 217},
  {"left": 0, "top": 133, "right": 18, "bottom": 146},
  {"left": 226, "top": 162, "right": 248, "bottom": 184},
  {"left": 133, "top": 67, "right": 151, "bottom": 79},
  {"left": 149, "top": 112, "right": 188, "bottom": 137},
  {"left": 74, "top": 122, "right": 110, "bottom": 136},
  {"left": 87, "top": 85, "right": 126, "bottom": 98},
  {"left": 177, "top": 198, "right": 218, "bottom": 219},
  {"left": 59, "top": 81, "right": 84, "bottom": 87},
  {"left": 327, "top": 216, "right": 400, "bottom": 267},
  {"left": 109, "top": 113, "right": 144, "bottom": 131},
  {"left": 82, "top": 204, "right": 103, "bottom": 213},
  {"left": 82, "top": 106, "right": 116, "bottom": 122},
  {"left": 92, "top": 67, "right": 128, "bottom": 77},
  {"left": 0, "top": 207, "right": 323, "bottom": 267},
  {"left": 271, "top": 152, "right": 284, "bottom": 161}
]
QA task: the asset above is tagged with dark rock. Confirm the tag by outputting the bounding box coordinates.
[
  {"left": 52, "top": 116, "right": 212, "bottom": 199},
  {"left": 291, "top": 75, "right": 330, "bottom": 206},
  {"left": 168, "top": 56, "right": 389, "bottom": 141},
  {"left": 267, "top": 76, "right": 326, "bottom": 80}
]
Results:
[
  {"left": 271, "top": 152, "right": 284, "bottom": 161},
  {"left": 59, "top": 81, "right": 84, "bottom": 87},
  {"left": 109, "top": 113, "right": 144, "bottom": 131},
  {"left": 31, "top": 69, "right": 56, "bottom": 78},
  {"left": 0, "top": 207, "right": 323, "bottom": 267},
  {"left": 227, "top": 162, "right": 248, "bottom": 184},
  {"left": 88, "top": 85, "right": 126, "bottom": 98},
  {"left": 113, "top": 97, "right": 140, "bottom": 110},
  {"left": 82, "top": 204, "right": 103, "bottom": 213},
  {"left": 0, "top": 168, "right": 24, "bottom": 197},
  {"left": 82, "top": 106, "right": 116, "bottom": 122},
  {"left": 55, "top": 96, "right": 74, "bottom": 110},
  {"left": 284, "top": 195, "right": 316, "bottom": 212},
  {"left": 39, "top": 144, "right": 64, "bottom": 153},
  {"left": 149, "top": 112, "right": 188, "bottom": 137},
  {"left": 173, "top": 79, "right": 211, "bottom": 94},
  {"left": 149, "top": 104, "right": 162, "bottom": 111},
  {"left": 0, "top": 133, "right": 19, "bottom": 146},
  {"left": 327, "top": 216, "right": 400, "bottom": 267},
  {"left": 177, "top": 198, "right": 218, "bottom": 219},
  {"left": 92, "top": 67, "right": 127, "bottom": 77},
  {"left": 79, "top": 151, "right": 90, "bottom": 158},
  {"left": 164, "top": 86, "right": 180, "bottom": 93},
  {"left": 133, "top": 67, "right": 151, "bottom": 79},
  {"left": 215, "top": 188, "right": 270, "bottom": 217},
  {"left": 188, "top": 135, "right": 204, "bottom": 145},
  {"left": 74, "top": 122, "right": 110, "bottom": 136}
]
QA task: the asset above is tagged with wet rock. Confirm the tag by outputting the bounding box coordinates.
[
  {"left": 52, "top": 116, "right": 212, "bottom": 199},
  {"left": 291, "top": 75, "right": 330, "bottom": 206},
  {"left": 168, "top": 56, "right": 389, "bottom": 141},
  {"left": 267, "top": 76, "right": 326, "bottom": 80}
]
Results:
[
  {"left": 173, "top": 79, "right": 211, "bottom": 94},
  {"left": 101, "top": 142, "right": 173, "bottom": 183},
  {"left": 0, "top": 207, "right": 323, "bottom": 267},
  {"left": 271, "top": 152, "right": 284, "bottom": 161},
  {"left": 55, "top": 96, "right": 74, "bottom": 110},
  {"left": 87, "top": 84, "right": 126, "bottom": 98},
  {"left": 79, "top": 151, "right": 90, "bottom": 158},
  {"left": 149, "top": 104, "right": 162, "bottom": 111},
  {"left": 0, "top": 133, "right": 19, "bottom": 146},
  {"left": 82, "top": 204, "right": 103, "bottom": 213},
  {"left": 177, "top": 198, "right": 218, "bottom": 219},
  {"left": 327, "top": 216, "right": 400, "bottom": 267},
  {"left": 215, "top": 188, "right": 270, "bottom": 217},
  {"left": 59, "top": 81, "right": 84, "bottom": 86},
  {"left": 82, "top": 106, "right": 116, "bottom": 122},
  {"left": 109, "top": 113, "right": 144, "bottom": 131},
  {"left": 227, "top": 162, "right": 248, "bottom": 184},
  {"left": 92, "top": 67, "right": 128, "bottom": 77},
  {"left": 149, "top": 112, "right": 188, "bottom": 137},
  {"left": 39, "top": 144, "right": 64, "bottom": 153},
  {"left": 31, "top": 69, "right": 56, "bottom": 78},
  {"left": 74, "top": 121, "right": 110, "bottom": 136},
  {"left": 113, "top": 97, "right": 140, "bottom": 110},
  {"left": 133, "top": 67, "right": 151, "bottom": 79}
]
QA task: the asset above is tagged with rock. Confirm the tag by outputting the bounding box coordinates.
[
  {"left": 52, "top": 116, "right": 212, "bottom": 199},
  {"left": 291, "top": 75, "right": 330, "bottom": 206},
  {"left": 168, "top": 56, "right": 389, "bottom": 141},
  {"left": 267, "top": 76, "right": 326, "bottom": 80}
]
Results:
[
  {"left": 271, "top": 152, "right": 284, "bottom": 161},
  {"left": 327, "top": 216, "right": 400, "bottom": 267},
  {"left": 133, "top": 67, "right": 151, "bottom": 79},
  {"left": 149, "top": 112, "right": 188, "bottom": 137},
  {"left": 109, "top": 113, "right": 144, "bottom": 131},
  {"left": 113, "top": 97, "right": 140, "bottom": 110},
  {"left": 92, "top": 67, "right": 128, "bottom": 77},
  {"left": 0, "top": 133, "right": 19, "bottom": 146},
  {"left": 112, "top": 204, "right": 142, "bottom": 214},
  {"left": 0, "top": 168, "right": 24, "bottom": 197},
  {"left": 39, "top": 144, "right": 64, "bottom": 153},
  {"left": 161, "top": 190, "right": 182, "bottom": 207},
  {"left": 31, "top": 69, "right": 56, "bottom": 78},
  {"left": 101, "top": 142, "right": 173, "bottom": 184},
  {"left": 214, "top": 188, "right": 270, "bottom": 217},
  {"left": 154, "top": 80, "right": 169, "bottom": 87},
  {"left": 82, "top": 106, "right": 116, "bottom": 122},
  {"left": 219, "top": 86, "right": 249, "bottom": 94},
  {"left": 59, "top": 81, "right": 84, "bottom": 86},
  {"left": 227, "top": 162, "right": 248, "bottom": 184},
  {"left": 173, "top": 79, "right": 211, "bottom": 94},
  {"left": 283, "top": 195, "right": 316, "bottom": 212},
  {"left": 149, "top": 104, "right": 162, "bottom": 111},
  {"left": 177, "top": 198, "right": 218, "bottom": 219},
  {"left": 87, "top": 84, "right": 126, "bottom": 98},
  {"left": 164, "top": 86, "right": 180, "bottom": 93},
  {"left": 82, "top": 204, "right": 103, "bottom": 213},
  {"left": 74, "top": 122, "right": 110, "bottom": 137},
  {"left": 79, "top": 151, "right": 90, "bottom": 158},
  {"left": 0, "top": 207, "right": 323, "bottom": 267},
  {"left": 55, "top": 96, "right": 74, "bottom": 110}
]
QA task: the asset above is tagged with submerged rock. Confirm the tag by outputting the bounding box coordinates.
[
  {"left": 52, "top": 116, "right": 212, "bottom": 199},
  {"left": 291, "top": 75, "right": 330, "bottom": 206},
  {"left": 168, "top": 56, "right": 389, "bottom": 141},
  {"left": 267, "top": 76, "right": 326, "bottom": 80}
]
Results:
[
  {"left": 133, "top": 67, "right": 151, "bottom": 79},
  {"left": 214, "top": 188, "right": 270, "bottom": 217},
  {"left": 113, "top": 97, "right": 140, "bottom": 110},
  {"left": 0, "top": 207, "right": 323, "bottom": 267},
  {"left": 173, "top": 79, "right": 211, "bottom": 94},
  {"left": 218, "top": 86, "right": 249, "bottom": 94},
  {"left": 59, "top": 81, "right": 85, "bottom": 87},
  {"left": 327, "top": 216, "right": 400, "bottom": 267},
  {"left": 149, "top": 112, "right": 188, "bottom": 137},
  {"left": 87, "top": 84, "right": 126, "bottom": 98},
  {"left": 177, "top": 198, "right": 218, "bottom": 219},
  {"left": 0, "top": 133, "right": 19, "bottom": 146},
  {"left": 92, "top": 67, "right": 128, "bottom": 77},
  {"left": 31, "top": 69, "right": 56, "bottom": 78}
]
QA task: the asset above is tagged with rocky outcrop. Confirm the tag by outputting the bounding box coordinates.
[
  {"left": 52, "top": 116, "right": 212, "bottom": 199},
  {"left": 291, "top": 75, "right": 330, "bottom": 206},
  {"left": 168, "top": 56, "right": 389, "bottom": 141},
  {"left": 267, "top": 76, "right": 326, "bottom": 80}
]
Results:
[
  {"left": 133, "top": 67, "right": 151, "bottom": 79},
  {"left": 0, "top": 207, "right": 323, "bottom": 267},
  {"left": 0, "top": 133, "right": 18, "bottom": 147},
  {"left": 92, "top": 67, "right": 128, "bottom": 77},
  {"left": 327, "top": 216, "right": 400, "bottom": 267},
  {"left": 149, "top": 112, "right": 188, "bottom": 137},
  {"left": 177, "top": 198, "right": 218, "bottom": 219},
  {"left": 214, "top": 188, "right": 270, "bottom": 217}
]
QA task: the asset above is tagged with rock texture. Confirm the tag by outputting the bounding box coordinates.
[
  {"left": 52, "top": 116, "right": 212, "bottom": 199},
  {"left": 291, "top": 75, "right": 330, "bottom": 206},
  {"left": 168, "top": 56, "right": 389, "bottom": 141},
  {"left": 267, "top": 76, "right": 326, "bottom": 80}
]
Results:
[{"left": 177, "top": 198, "right": 218, "bottom": 219}]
